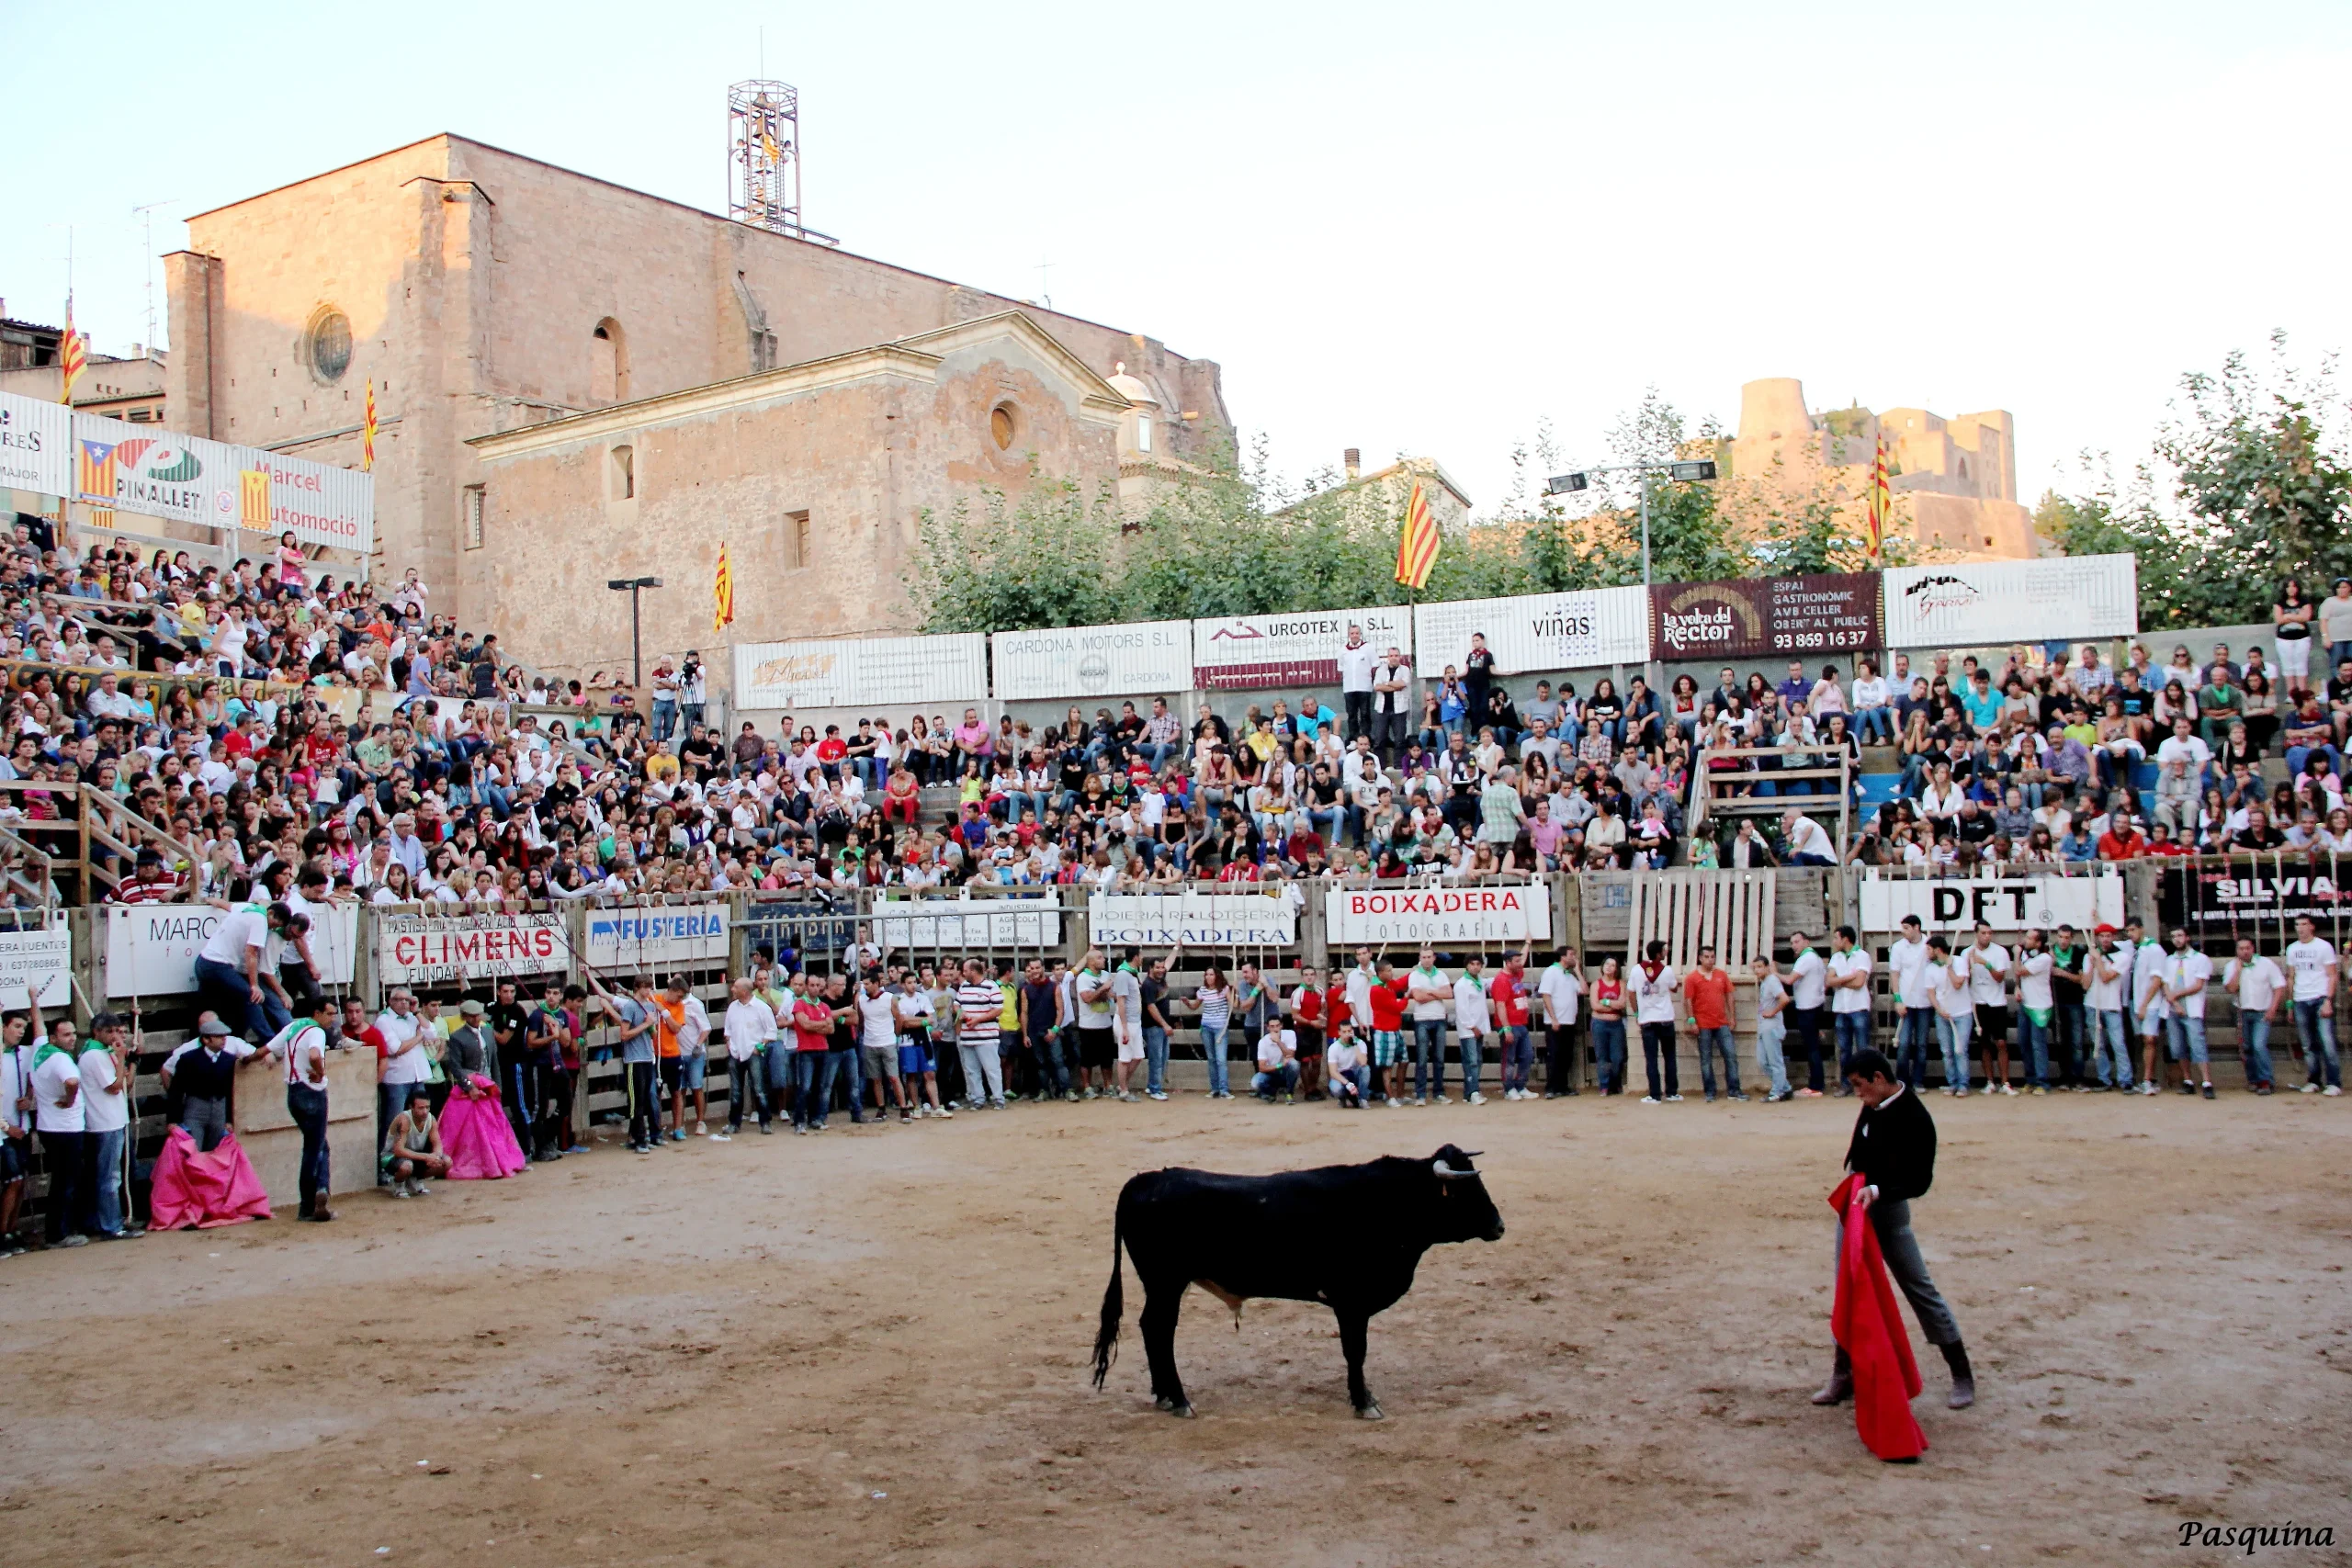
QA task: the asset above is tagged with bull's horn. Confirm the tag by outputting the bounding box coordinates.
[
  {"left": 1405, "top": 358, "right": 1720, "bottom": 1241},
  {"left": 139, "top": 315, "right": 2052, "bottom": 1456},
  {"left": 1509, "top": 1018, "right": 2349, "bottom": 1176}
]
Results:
[{"left": 1432, "top": 1160, "right": 1478, "bottom": 1179}]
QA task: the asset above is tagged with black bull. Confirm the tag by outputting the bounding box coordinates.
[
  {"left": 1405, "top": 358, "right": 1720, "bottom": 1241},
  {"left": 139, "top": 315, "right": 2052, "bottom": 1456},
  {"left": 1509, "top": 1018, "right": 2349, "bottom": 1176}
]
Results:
[{"left": 1091, "top": 1145, "right": 1504, "bottom": 1419}]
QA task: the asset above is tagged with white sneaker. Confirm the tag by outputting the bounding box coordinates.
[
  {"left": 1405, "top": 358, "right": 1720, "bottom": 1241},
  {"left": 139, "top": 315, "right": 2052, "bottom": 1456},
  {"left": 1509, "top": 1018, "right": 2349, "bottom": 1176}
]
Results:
[
  {"left": 1640, "top": 1095, "right": 1660, "bottom": 1104},
  {"left": 2000, "top": 1083, "right": 2018, "bottom": 1097},
  {"left": 411, "top": 1182, "right": 430, "bottom": 1195},
  {"left": 2327, "top": 1085, "right": 2343, "bottom": 1097},
  {"left": 1665, "top": 1093, "right": 1684, "bottom": 1102},
  {"left": 1387, "top": 1097, "right": 1403, "bottom": 1109},
  {"left": 1411, "top": 1096, "right": 1427, "bottom": 1107},
  {"left": 389, "top": 1185, "right": 410, "bottom": 1200},
  {"left": 2301, "top": 1083, "right": 2321, "bottom": 1094},
  {"left": 1468, "top": 1092, "right": 1487, "bottom": 1105},
  {"left": 934, "top": 1106, "right": 953, "bottom": 1118},
  {"left": 694, "top": 1121, "right": 707, "bottom": 1137},
  {"left": 1432, "top": 1095, "right": 1452, "bottom": 1105}
]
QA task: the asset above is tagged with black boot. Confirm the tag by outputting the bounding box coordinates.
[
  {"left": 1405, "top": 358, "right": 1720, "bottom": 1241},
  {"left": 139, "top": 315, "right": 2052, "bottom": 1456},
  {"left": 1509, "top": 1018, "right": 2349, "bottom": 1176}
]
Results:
[
  {"left": 1810, "top": 1347, "right": 1853, "bottom": 1405},
  {"left": 1941, "top": 1340, "right": 1974, "bottom": 1409}
]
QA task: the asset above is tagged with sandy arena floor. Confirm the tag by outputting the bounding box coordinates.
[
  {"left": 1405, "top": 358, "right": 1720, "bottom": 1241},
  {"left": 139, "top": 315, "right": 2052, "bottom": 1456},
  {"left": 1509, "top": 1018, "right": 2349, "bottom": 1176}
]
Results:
[{"left": 3, "top": 1087, "right": 2347, "bottom": 1567}]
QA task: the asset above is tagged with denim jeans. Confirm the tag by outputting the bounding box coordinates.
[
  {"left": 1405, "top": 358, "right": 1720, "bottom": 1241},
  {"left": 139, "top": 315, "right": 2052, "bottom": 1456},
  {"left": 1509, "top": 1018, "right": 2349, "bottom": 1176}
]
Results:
[
  {"left": 1832, "top": 1010, "right": 1871, "bottom": 1077},
  {"left": 1590, "top": 1018, "right": 1627, "bottom": 1094},
  {"left": 1412, "top": 1019, "right": 1448, "bottom": 1099},
  {"left": 822, "top": 1047, "right": 868, "bottom": 1122},
  {"left": 1855, "top": 705, "right": 1896, "bottom": 745},
  {"left": 1028, "top": 1031, "right": 1071, "bottom": 1099},
  {"left": 1695, "top": 1025, "right": 1739, "bottom": 1097},
  {"left": 2088, "top": 1009, "right": 2133, "bottom": 1088},
  {"left": 1498, "top": 1024, "right": 1532, "bottom": 1096},
  {"left": 2165, "top": 1014, "right": 2210, "bottom": 1070},
  {"left": 2049, "top": 1002, "right": 2086, "bottom": 1085},
  {"left": 1201, "top": 1023, "right": 1230, "bottom": 1095},
  {"left": 1454, "top": 1030, "right": 1484, "bottom": 1098},
  {"left": 1143, "top": 1025, "right": 1169, "bottom": 1096},
  {"left": 84, "top": 1125, "right": 127, "bottom": 1235},
  {"left": 1332, "top": 1065, "right": 1370, "bottom": 1103},
  {"left": 787, "top": 1048, "right": 824, "bottom": 1126},
  {"left": 2237, "top": 1010, "right": 2276, "bottom": 1089},
  {"left": 2291, "top": 998, "right": 2342, "bottom": 1088},
  {"left": 1934, "top": 1011, "right": 1973, "bottom": 1089},
  {"left": 1638, "top": 1021, "right": 1679, "bottom": 1099},
  {"left": 728, "top": 1053, "right": 771, "bottom": 1129},
  {"left": 1252, "top": 1062, "right": 1299, "bottom": 1099},
  {"left": 1894, "top": 1008, "right": 1936, "bottom": 1089},
  {"left": 287, "top": 1083, "right": 331, "bottom": 1214},
  {"left": 652, "top": 699, "right": 677, "bottom": 741},
  {"left": 2017, "top": 1011, "right": 2052, "bottom": 1088},
  {"left": 1757, "top": 1023, "right": 1790, "bottom": 1098}
]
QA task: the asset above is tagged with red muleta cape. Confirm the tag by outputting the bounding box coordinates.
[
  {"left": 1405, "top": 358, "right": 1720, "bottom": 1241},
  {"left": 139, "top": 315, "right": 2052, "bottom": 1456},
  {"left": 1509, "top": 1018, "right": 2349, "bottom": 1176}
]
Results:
[
  {"left": 1828, "top": 1172, "right": 1926, "bottom": 1461},
  {"left": 148, "top": 1126, "right": 274, "bottom": 1229}
]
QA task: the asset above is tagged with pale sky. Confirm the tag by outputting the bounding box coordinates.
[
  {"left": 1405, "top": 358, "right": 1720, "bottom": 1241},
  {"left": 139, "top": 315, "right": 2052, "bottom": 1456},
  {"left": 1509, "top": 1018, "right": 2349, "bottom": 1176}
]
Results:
[{"left": 6, "top": 1, "right": 2347, "bottom": 517}]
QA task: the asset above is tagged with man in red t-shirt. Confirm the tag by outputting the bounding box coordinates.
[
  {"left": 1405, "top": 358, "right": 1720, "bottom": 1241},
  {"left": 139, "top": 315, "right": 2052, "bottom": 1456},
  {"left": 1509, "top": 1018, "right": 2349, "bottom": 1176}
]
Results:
[
  {"left": 1291, "top": 964, "right": 1329, "bottom": 1100},
  {"left": 342, "top": 995, "right": 397, "bottom": 1184},
  {"left": 2097, "top": 815, "right": 2147, "bottom": 860},
  {"left": 1366, "top": 958, "right": 1409, "bottom": 1104},
  {"left": 1488, "top": 948, "right": 1532, "bottom": 1097},
  {"left": 1683, "top": 945, "right": 1747, "bottom": 1101}
]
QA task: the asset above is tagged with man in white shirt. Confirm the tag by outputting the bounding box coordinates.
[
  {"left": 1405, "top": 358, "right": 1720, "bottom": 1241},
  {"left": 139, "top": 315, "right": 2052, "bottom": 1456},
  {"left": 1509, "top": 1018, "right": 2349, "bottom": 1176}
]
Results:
[
  {"left": 1826, "top": 926, "right": 1873, "bottom": 1090},
  {"left": 1452, "top": 956, "right": 1492, "bottom": 1105},
  {"left": 2083, "top": 926, "right": 2134, "bottom": 1092},
  {"left": 1536, "top": 953, "right": 1584, "bottom": 1099},
  {"left": 1630, "top": 941, "right": 1682, "bottom": 1103},
  {"left": 2282, "top": 915, "right": 2344, "bottom": 1095},
  {"left": 1782, "top": 809, "right": 1837, "bottom": 867},
  {"left": 2014, "top": 929, "right": 2057, "bottom": 1094},
  {"left": 1337, "top": 624, "right": 1379, "bottom": 746},
  {"left": 722, "top": 977, "right": 780, "bottom": 1135},
  {"left": 77, "top": 1012, "right": 138, "bottom": 1239},
  {"left": 2221, "top": 937, "right": 2285, "bottom": 1095},
  {"left": 1928, "top": 938, "right": 1975, "bottom": 1095},
  {"left": 854, "top": 974, "right": 910, "bottom": 1123},
  {"left": 2127, "top": 919, "right": 2171, "bottom": 1097},
  {"left": 1886, "top": 915, "right": 1936, "bottom": 1090},
  {"left": 1788, "top": 931, "right": 1829, "bottom": 1097},
  {"left": 1964, "top": 922, "right": 2015, "bottom": 1094},
  {"left": 1406, "top": 949, "right": 1451, "bottom": 1106},
  {"left": 1251, "top": 1023, "right": 1299, "bottom": 1104},
  {"left": 1372, "top": 647, "right": 1415, "bottom": 763},
  {"left": 32, "top": 1017, "right": 87, "bottom": 1246},
  {"left": 270, "top": 996, "right": 335, "bottom": 1221},
  {"left": 2160, "top": 925, "right": 2215, "bottom": 1100}
]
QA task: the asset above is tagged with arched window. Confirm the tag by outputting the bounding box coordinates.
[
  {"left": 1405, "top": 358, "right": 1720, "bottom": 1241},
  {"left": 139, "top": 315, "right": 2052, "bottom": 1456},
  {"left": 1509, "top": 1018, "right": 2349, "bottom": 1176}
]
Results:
[
  {"left": 1135, "top": 412, "right": 1153, "bottom": 454},
  {"left": 989, "top": 402, "right": 1017, "bottom": 451},
  {"left": 592, "top": 318, "right": 629, "bottom": 403},
  {"left": 610, "top": 445, "right": 635, "bottom": 501}
]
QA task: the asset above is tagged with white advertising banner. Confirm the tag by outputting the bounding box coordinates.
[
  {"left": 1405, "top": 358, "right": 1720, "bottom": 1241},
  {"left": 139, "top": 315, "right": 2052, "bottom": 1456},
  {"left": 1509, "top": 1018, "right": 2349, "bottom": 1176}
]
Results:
[
  {"left": 0, "top": 919, "right": 71, "bottom": 1009},
  {"left": 582, "top": 905, "right": 730, "bottom": 973},
  {"left": 1325, "top": 882, "right": 1555, "bottom": 946},
  {"left": 1858, "top": 872, "right": 2126, "bottom": 935},
  {"left": 0, "top": 389, "right": 73, "bottom": 498},
  {"left": 1414, "top": 586, "right": 1652, "bottom": 675},
  {"left": 103, "top": 901, "right": 360, "bottom": 998},
  {"left": 69, "top": 410, "right": 375, "bottom": 555},
  {"left": 872, "top": 897, "right": 1062, "bottom": 951},
  {"left": 377, "top": 912, "right": 570, "bottom": 986},
  {"left": 1088, "top": 890, "right": 1298, "bottom": 949},
  {"left": 1192, "top": 605, "right": 1411, "bottom": 691},
  {"left": 1880, "top": 554, "right": 2137, "bottom": 649},
  {"left": 734, "top": 633, "right": 989, "bottom": 712},
  {"left": 991, "top": 620, "right": 1193, "bottom": 701}
]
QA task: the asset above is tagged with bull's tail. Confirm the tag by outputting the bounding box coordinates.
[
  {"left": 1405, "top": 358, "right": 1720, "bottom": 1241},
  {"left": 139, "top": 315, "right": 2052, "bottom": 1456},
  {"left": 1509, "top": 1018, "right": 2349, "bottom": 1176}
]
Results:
[{"left": 1091, "top": 1192, "right": 1126, "bottom": 1390}]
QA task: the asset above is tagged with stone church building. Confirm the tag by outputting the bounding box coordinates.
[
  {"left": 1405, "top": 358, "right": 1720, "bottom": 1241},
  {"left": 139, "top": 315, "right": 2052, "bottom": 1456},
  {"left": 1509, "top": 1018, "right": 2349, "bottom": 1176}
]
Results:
[{"left": 163, "top": 133, "right": 1229, "bottom": 677}]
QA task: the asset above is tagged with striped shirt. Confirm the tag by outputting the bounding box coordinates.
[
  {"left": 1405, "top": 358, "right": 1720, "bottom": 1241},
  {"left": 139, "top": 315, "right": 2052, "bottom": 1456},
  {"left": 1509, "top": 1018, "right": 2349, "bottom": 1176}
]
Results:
[
  {"left": 1195, "top": 985, "right": 1232, "bottom": 1031},
  {"left": 957, "top": 982, "right": 1005, "bottom": 1044}
]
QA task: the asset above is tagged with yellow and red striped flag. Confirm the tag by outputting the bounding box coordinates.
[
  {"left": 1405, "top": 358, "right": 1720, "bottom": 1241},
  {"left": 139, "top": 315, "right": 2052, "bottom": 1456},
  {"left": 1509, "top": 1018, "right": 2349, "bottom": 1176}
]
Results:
[
  {"left": 1866, "top": 430, "right": 1890, "bottom": 562},
  {"left": 713, "top": 541, "right": 736, "bottom": 634},
  {"left": 362, "top": 378, "right": 378, "bottom": 470},
  {"left": 57, "top": 299, "right": 86, "bottom": 406},
  {"left": 1394, "top": 479, "right": 1440, "bottom": 591}
]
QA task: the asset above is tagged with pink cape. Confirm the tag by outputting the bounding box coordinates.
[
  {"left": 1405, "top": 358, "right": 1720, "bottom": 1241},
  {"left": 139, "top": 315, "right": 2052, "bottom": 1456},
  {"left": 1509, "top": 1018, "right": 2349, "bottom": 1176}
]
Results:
[
  {"left": 440, "top": 1074, "right": 528, "bottom": 1179},
  {"left": 1829, "top": 1173, "right": 1928, "bottom": 1461},
  {"left": 148, "top": 1126, "right": 273, "bottom": 1229}
]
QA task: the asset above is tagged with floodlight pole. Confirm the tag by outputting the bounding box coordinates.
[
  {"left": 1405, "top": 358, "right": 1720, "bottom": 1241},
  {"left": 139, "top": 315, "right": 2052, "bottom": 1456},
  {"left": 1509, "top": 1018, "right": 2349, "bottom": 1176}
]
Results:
[
  {"left": 606, "top": 576, "right": 663, "bottom": 688},
  {"left": 1546, "top": 459, "right": 1718, "bottom": 687}
]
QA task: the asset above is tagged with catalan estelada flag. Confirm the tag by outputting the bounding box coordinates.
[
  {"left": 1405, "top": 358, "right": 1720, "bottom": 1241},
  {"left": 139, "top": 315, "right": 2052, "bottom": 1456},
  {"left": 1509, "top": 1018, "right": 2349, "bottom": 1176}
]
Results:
[
  {"left": 363, "top": 378, "right": 378, "bottom": 470},
  {"left": 1394, "top": 479, "right": 1439, "bottom": 591},
  {"left": 240, "top": 468, "right": 272, "bottom": 530},
  {"left": 1866, "top": 431, "right": 1890, "bottom": 562},
  {"left": 58, "top": 299, "right": 86, "bottom": 406},
  {"left": 713, "top": 542, "right": 736, "bottom": 634}
]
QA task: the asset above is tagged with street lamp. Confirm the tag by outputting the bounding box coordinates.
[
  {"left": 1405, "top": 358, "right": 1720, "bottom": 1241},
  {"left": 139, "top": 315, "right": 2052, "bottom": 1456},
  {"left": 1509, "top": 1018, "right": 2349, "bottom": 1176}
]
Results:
[
  {"left": 605, "top": 576, "right": 663, "bottom": 688},
  {"left": 1545, "top": 459, "right": 1718, "bottom": 594}
]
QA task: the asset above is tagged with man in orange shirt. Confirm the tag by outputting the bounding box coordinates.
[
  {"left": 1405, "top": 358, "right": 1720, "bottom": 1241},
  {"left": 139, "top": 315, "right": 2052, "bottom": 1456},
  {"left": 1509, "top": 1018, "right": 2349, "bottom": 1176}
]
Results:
[
  {"left": 650, "top": 980, "right": 689, "bottom": 1143},
  {"left": 1685, "top": 945, "right": 1747, "bottom": 1102}
]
